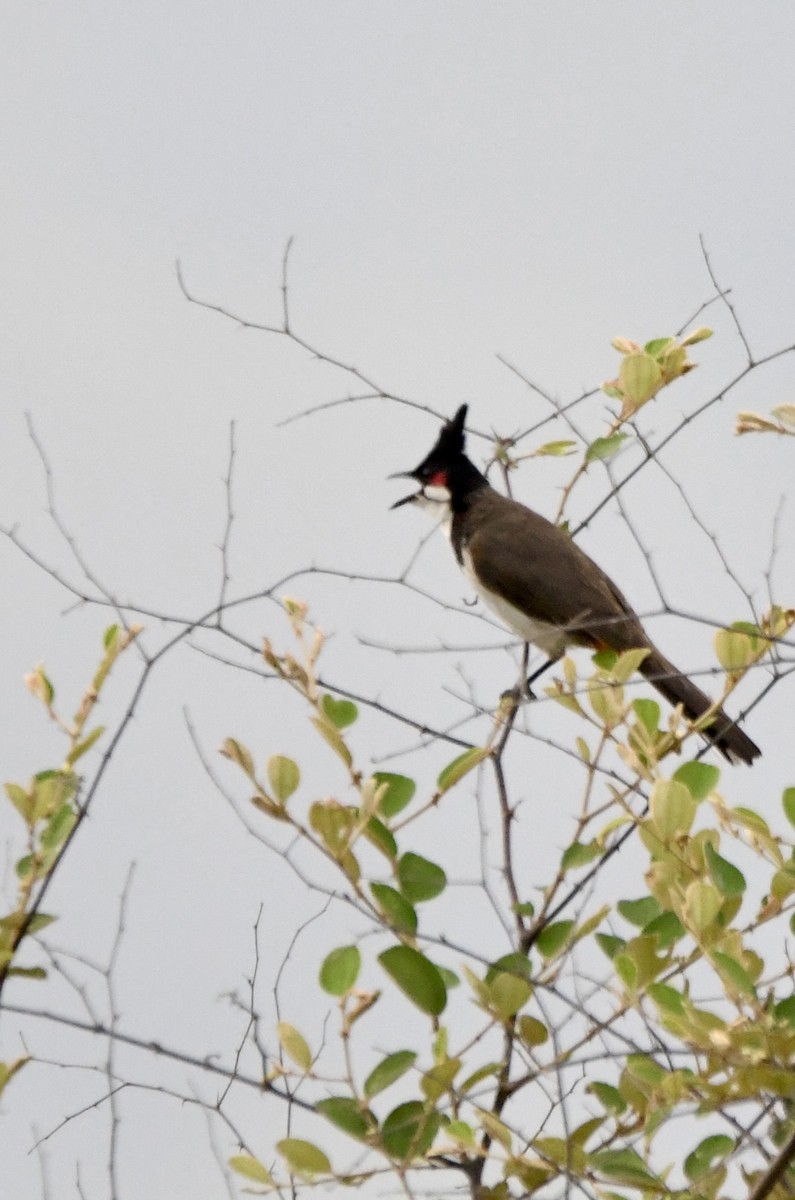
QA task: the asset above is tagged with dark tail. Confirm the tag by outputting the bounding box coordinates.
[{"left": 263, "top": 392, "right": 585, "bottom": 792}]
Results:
[{"left": 641, "top": 650, "right": 761, "bottom": 765}]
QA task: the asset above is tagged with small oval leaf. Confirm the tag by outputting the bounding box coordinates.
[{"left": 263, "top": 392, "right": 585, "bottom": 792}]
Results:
[
  {"left": 316, "top": 1096, "right": 376, "bottom": 1141},
  {"left": 364, "top": 1050, "right": 417, "bottom": 1098},
  {"left": 378, "top": 945, "right": 447, "bottom": 1016},
  {"left": 535, "top": 920, "right": 574, "bottom": 959},
  {"left": 277, "top": 1137, "right": 330, "bottom": 1176},
  {"left": 371, "top": 883, "right": 418, "bottom": 934},
  {"left": 674, "top": 760, "right": 720, "bottom": 801},
  {"left": 397, "top": 852, "right": 446, "bottom": 904},
  {"left": 229, "top": 1155, "right": 273, "bottom": 1184},
  {"left": 585, "top": 432, "right": 630, "bottom": 463},
  {"left": 277, "top": 1021, "right": 312, "bottom": 1070},
  {"left": 373, "top": 772, "right": 416, "bottom": 818},
  {"left": 320, "top": 694, "right": 358, "bottom": 729},
  {"left": 319, "top": 945, "right": 361, "bottom": 996},
  {"left": 268, "top": 755, "right": 300, "bottom": 802},
  {"left": 381, "top": 1101, "right": 439, "bottom": 1160},
  {"left": 437, "top": 747, "right": 488, "bottom": 793},
  {"left": 704, "top": 842, "right": 746, "bottom": 897}
]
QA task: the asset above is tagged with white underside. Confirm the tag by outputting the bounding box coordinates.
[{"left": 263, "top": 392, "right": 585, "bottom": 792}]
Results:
[{"left": 412, "top": 487, "right": 564, "bottom": 656}]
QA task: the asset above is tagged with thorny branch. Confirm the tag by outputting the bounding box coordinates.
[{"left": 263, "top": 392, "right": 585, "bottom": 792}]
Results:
[{"left": 2, "top": 247, "right": 793, "bottom": 1197}]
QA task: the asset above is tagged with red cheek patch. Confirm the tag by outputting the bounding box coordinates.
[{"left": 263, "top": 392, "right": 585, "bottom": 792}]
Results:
[{"left": 429, "top": 470, "right": 448, "bottom": 487}]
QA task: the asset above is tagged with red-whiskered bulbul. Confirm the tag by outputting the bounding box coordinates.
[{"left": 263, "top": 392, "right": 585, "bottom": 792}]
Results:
[{"left": 391, "top": 405, "right": 761, "bottom": 765}]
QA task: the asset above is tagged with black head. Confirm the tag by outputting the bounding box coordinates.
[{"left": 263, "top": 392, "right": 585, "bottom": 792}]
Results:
[{"left": 390, "top": 405, "right": 485, "bottom": 510}]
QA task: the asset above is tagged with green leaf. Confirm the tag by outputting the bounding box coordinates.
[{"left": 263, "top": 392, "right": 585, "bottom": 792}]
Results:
[
  {"left": 534, "top": 920, "right": 574, "bottom": 959},
  {"left": 596, "top": 933, "right": 625, "bottom": 961},
  {"left": 479, "top": 1110, "right": 513, "bottom": 1150},
  {"left": 680, "top": 326, "right": 713, "bottom": 346},
  {"left": 535, "top": 439, "right": 577, "bottom": 457},
  {"left": 68, "top": 725, "right": 105, "bottom": 764},
  {"left": 370, "top": 883, "right": 418, "bottom": 934},
  {"left": 437, "top": 747, "right": 489, "bottom": 793},
  {"left": 626, "top": 1054, "right": 666, "bottom": 1085},
  {"left": 364, "top": 816, "right": 397, "bottom": 860},
  {"left": 714, "top": 627, "right": 756, "bottom": 672},
  {"left": 447, "top": 1120, "right": 476, "bottom": 1147},
  {"left": 704, "top": 842, "right": 746, "bottom": 897},
  {"left": 229, "top": 1154, "right": 273, "bottom": 1185},
  {"left": 712, "top": 950, "right": 756, "bottom": 997},
  {"left": 644, "top": 337, "right": 674, "bottom": 357},
  {"left": 378, "top": 945, "right": 447, "bottom": 1016},
  {"left": 783, "top": 787, "right": 795, "bottom": 829},
  {"left": 459, "top": 1061, "right": 502, "bottom": 1092},
  {"left": 320, "top": 694, "right": 358, "bottom": 728},
  {"left": 104, "top": 622, "right": 123, "bottom": 649},
  {"left": 674, "top": 760, "right": 720, "bottom": 801},
  {"left": 438, "top": 966, "right": 460, "bottom": 990},
  {"left": 319, "top": 945, "right": 361, "bottom": 995},
  {"left": 486, "top": 952, "right": 532, "bottom": 983},
  {"left": 650, "top": 778, "right": 696, "bottom": 838},
  {"left": 15, "top": 854, "right": 34, "bottom": 880},
  {"left": 587, "top": 1082, "right": 626, "bottom": 1114},
  {"left": 381, "top": 1101, "right": 439, "bottom": 1160},
  {"left": 617, "top": 897, "right": 660, "bottom": 927},
  {"left": 642, "top": 911, "right": 685, "bottom": 948},
  {"left": 514, "top": 900, "right": 535, "bottom": 918},
  {"left": 40, "top": 802, "right": 76, "bottom": 852},
  {"left": 632, "top": 698, "right": 660, "bottom": 734},
  {"left": 310, "top": 716, "right": 352, "bottom": 767},
  {"left": 373, "top": 772, "right": 416, "bottom": 818},
  {"left": 772, "top": 866, "right": 795, "bottom": 899},
  {"left": 31, "top": 771, "right": 77, "bottom": 823},
  {"left": 619, "top": 352, "right": 662, "bottom": 405},
  {"left": 277, "top": 1021, "right": 311, "bottom": 1070},
  {"left": 609, "top": 647, "right": 650, "bottom": 683},
  {"left": 489, "top": 972, "right": 532, "bottom": 1020},
  {"left": 421, "top": 1057, "right": 461, "bottom": 1101},
  {"left": 277, "top": 1137, "right": 330, "bottom": 1176},
  {"left": 561, "top": 840, "right": 601, "bottom": 870},
  {"left": 585, "top": 433, "right": 629, "bottom": 463},
  {"left": 364, "top": 1050, "right": 417, "bottom": 1098},
  {"left": 731, "top": 806, "right": 771, "bottom": 835},
  {"left": 685, "top": 880, "right": 722, "bottom": 930},
  {"left": 590, "top": 1147, "right": 659, "bottom": 1187},
  {"left": 684, "top": 1134, "right": 734, "bottom": 1182},
  {"left": 397, "top": 852, "right": 446, "bottom": 903},
  {"left": 4, "top": 783, "right": 33, "bottom": 824},
  {"left": 267, "top": 755, "right": 300, "bottom": 802},
  {"left": 316, "top": 1097, "right": 375, "bottom": 1142},
  {"left": 774, "top": 996, "right": 795, "bottom": 1028},
  {"left": 518, "top": 1015, "right": 548, "bottom": 1046},
  {"left": 647, "top": 982, "right": 686, "bottom": 1015}
]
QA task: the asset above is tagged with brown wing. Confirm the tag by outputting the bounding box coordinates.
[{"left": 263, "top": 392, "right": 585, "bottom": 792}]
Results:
[
  {"left": 459, "top": 492, "right": 761, "bottom": 764},
  {"left": 460, "top": 493, "right": 651, "bottom": 652}
]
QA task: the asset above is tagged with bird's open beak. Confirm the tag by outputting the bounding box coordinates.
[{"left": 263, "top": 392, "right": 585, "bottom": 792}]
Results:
[{"left": 388, "top": 470, "right": 420, "bottom": 510}]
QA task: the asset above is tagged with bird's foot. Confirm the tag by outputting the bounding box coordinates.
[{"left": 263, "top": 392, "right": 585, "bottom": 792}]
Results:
[{"left": 501, "top": 681, "right": 537, "bottom": 707}]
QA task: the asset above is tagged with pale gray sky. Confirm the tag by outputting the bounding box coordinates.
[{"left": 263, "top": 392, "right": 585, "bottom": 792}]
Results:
[{"left": 2, "top": 4, "right": 794, "bottom": 1197}]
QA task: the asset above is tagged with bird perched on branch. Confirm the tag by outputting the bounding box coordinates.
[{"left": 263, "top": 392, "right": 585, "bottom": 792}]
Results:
[{"left": 391, "top": 405, "right": 760, "bottom": 765}]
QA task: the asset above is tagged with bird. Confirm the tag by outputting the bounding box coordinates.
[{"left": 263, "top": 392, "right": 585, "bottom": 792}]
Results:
[{"left": 391, "top": 405, "right": 761, "bottom": 765}]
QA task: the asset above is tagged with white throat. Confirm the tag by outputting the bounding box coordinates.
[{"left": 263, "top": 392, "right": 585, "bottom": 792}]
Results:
[{"left": 412, "top": 484, "right": 453, "bottom": 538}]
